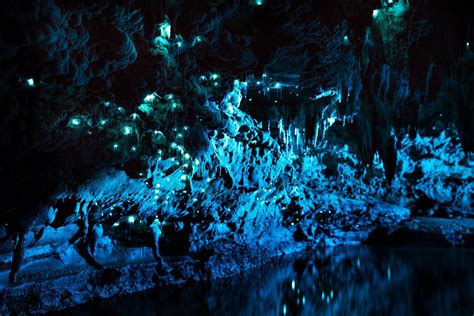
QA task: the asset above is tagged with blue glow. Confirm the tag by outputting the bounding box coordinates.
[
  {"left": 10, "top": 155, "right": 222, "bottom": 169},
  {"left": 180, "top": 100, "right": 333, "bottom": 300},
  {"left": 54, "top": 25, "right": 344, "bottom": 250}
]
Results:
[
  {"left": 26, "top": 78, "right": 35, "bottom": 87},
  {"left": 343, "top": 35, "right": 350, "bottom": 45},
  {"left": 144, "top": 93, "right": 156, "bottom": 102},
  {"left": 128, "top": 216, "right": 135, "bottom": 224},
  {"left": 123, "top": 126, "right": 132, "bottom": 135},
  {"left": 70, "top": 118, "right": 81, "bottom": 126},
  {"left": 373, "top": 9, "right": 380, "bottom": 18},
  {"left": 159, "top": 21, "right": 171, "bottom": 39}
]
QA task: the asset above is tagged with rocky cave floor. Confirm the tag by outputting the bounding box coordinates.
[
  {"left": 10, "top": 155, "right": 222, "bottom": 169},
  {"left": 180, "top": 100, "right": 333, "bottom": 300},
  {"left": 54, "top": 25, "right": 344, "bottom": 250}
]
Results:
[{"left": 1, "top": 214, "right": 473, "bottom": 314}]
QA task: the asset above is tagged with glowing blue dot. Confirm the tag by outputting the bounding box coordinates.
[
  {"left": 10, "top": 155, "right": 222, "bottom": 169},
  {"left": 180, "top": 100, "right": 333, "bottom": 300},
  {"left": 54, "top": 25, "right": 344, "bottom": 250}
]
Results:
[
  {"left": 26, "top": 78, "right": 35, "bottom": 87},
  {"left": 128, "top": 216, "right": 135, "bottom": 224},
  {"left": 100, "top": 120, "right": 106, "bottom": 125},
  {"left": 211, "top": 73, "right": 219, "bottom": 80},
  {"left": 291, "top": 280, "right": 295, "bottom": 290},
  {"left": 274, "top": 83, "right": 281, "bottom": 89},
  {"left": 160, "top": 21, "right": 171, "bottom": 39},
  {"left": 123, "top": 126, "right": 132, "bottom": 135},
  {"left": 70, "top": 118, "right": 80, "bottom": 126},
  {"left": 131, "top": 146, "right": 137, "bottom": 152},
  {"left": 144, "top": 94, "right": 156, "bottom": 102},
  {"left": 113, "top": 144, "right": 119, "bottom": 149},
  {"left": 373, "top": 9, "right": 379, "bottom": 18}
]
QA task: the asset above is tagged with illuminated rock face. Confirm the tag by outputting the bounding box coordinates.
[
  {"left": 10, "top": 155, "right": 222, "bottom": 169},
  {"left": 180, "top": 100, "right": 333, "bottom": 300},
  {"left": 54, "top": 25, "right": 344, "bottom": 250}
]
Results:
[{"left": 0, "top": 1, "right": 472, "bottom": 312}]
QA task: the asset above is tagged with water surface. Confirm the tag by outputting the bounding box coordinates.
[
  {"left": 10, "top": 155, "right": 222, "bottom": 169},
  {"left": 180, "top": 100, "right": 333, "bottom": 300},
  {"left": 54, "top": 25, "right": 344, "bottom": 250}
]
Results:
[{"left": 59, "top": 246, "right": 474, "bottom": 315}]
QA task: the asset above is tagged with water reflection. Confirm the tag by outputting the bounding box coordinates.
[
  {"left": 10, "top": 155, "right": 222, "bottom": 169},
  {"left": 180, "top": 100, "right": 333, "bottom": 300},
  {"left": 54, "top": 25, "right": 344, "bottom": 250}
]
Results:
[{"left": 60, "top": 247, "right": 474, "bottom": 315}]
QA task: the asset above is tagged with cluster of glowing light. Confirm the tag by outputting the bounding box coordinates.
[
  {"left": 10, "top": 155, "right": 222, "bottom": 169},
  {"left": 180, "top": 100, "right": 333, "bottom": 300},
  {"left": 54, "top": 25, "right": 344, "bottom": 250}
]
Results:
[
  {"left": 373, "top": 9, "right": 380, "bottom": 18},
  {"left": 128, "top": 216, "right": 135, "bottom": 224}
]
